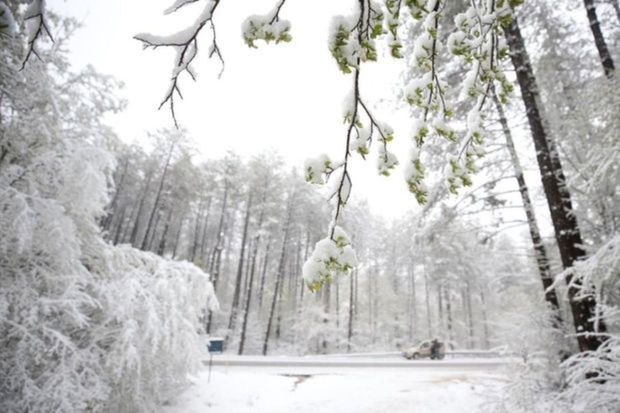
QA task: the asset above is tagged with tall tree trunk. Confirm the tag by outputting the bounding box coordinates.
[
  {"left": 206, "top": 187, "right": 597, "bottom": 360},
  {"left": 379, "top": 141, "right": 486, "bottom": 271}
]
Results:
[
  {"left": 238, "top": 247, "right": 256, "bottom": 355},
  {"left": 275, "top": 272, "right": 286, "bottom": 341},
  {"left": 238, "top": 238, "right": 257, "bottom": 355},
  {"left": 582, "top": 0, "right": 615, "bottom": 78},
  {"left": 291, "top": 235, "right": 302, "bottom": 310},
  {"left": 299, "top": 231, "right": 311, "bottom": 308},
  {"left": 612, "top": 0, "right": 620, "bottom": 24},
  {"left": 190, "top": 198, "right": 206, "bottom": 263},
  {"left": 505, "top": 18, "right": 605, "bottom": 352},
  {"left": 157, "top": 208, "right": 174, "bottom": 255},
  {"left": 322, "top": 283, "right": 331, "bottom": 353},
  {"left": 117, "top": 195, "right": 139, "bottom": 245},
  {"left": 347, "top": 268, "right": 356, "bottom": 352},
  {"left": 102, "top": 157, "right": 129, "bottom": 232},
  {"left": 335, "top": 274, "right": 340, "bottom": 331},
  {"left": 258, "top": 238, "right": 272, "bottom": 310},
  {"left": 437, "top": 284, "right": 444, "bottom": 336},
  {"left": 368, "top": 268, "right": 374, "bottom": 339},
  {"left": 444, "top": 287, "right": 454, "bottom": 345},
  {"left": 424, "top": 271, "right": 433, "bottom": 337},
  {"left": 238, "top": 203, "right": 266, "bottom": 354},
  {"left": 263, "top": 197, "right": 294, "bottom": 355},
  {"left": 141, "top": 143, "right": 175, "bottom": 250},
  {"left": 480, "top": 289, "right": 490, "bottom": 350},
  {"left": 206, "top": 248, "right": 224, "bottom": 334},
  {"left": 353, "top": 262, "right": 359, "bottom": 320},
  {"left": 226, "top": 192, "right": 253, "bottom": 343},
  {"left": 240, "top": 239, "right": 253, "bottom": 312},
  {"left": 465, "top": 281, "right": 474, "bottom": 349},
  {"left": 129, "top": 172, "right": 153, "bottom": 247},
  {"left": 372, "top": 268, "right": 379, "bottom": 343},
  {"left": 407, "top": 262, "right": 417, "bottom": 341},
  {"left": 171, "top": 206, "right": 187, "bottom": 259},
  {"left": 289, "top": 238, "right": 304, "bottom": 346},
  {"left": 493, "top": 91, "right": 562, "bottom": 321},
  {"left": 111, "top": 204, "right": 128, "bottom": 245},
  {"left": 222, "top": 213, "right": 237, "bottom": 285},
  {"left": 197, "top": 200, "right": 212, "bottom": 266},
  {"left": 146, "top": 209, "right": 162, "bottom": 251},
  {"left": 206, "top": 182, "right": 229, "bottom": 334}
]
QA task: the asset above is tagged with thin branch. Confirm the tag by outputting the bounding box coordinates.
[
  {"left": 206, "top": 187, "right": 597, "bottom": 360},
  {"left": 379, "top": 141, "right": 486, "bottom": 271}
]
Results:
[
  {"left": 134, "top": 0, "right": 223, "bottom": 127},
  {"left": 269, "top": 0, "right": 288, "bottom": 24},
  {"left": 20, "top": 0, "right": 54, "bottom": 70}
]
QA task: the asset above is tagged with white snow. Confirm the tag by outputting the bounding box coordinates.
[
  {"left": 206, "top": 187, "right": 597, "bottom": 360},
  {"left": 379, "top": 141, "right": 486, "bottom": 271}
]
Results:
[
  {"left": 135, "top": 1, "right": 214, "bottom": 46},
  {"left": 160, "top": 356, "right": 504, "bottom": 413}
]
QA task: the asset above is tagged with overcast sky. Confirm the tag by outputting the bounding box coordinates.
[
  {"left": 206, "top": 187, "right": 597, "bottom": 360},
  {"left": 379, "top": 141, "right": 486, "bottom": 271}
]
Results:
[{"left": 49, "top": 0, "right": 425, "bottom": 219}]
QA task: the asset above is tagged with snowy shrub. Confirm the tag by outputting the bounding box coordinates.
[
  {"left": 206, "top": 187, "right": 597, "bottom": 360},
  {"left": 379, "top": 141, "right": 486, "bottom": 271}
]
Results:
[
  {"left": 554, "top": 236, "right": 620, "bottom": 412},
  {"left": 0, "top": 124, "right": 219, "bottom": 411},
  {"left": 94, "top": 245, "right": 219, "bottom": 412},
  {"left": 491, "top": 359, "right": 566, "bottom": 413},
  {"left": 0, "top": 199, "right": 109, "bottom": 411},
  {"left": 493, "top": 236, "right": 620, "bottom": 412},
  {"left": 0, "top": 113, "right": 115, "bottom": 411},
  {"left": 489, "top": 281, "right": 568, "bottom": 413},
  {"left": 558, "top": 334, "right": 620, "bottom": 413}
]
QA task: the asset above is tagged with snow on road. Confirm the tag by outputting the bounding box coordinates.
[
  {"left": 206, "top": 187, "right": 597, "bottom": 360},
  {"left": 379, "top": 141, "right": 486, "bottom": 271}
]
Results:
[{"left": 160, "top": 356, "right": 506, "bottom": 413}]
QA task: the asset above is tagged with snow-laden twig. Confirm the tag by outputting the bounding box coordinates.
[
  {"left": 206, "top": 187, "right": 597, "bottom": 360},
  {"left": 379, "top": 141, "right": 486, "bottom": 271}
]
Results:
[
  {"left": 135, "top": 0, "right": 223, "bottom": 127},
  {"left": 303, "top": 0, "right": 396, "bottom": 292}
]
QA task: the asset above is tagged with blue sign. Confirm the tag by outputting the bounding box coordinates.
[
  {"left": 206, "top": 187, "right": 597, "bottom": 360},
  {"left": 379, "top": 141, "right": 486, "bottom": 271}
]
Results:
[{"left": 207, "top": 338, "right": 224, "bottom": 353}]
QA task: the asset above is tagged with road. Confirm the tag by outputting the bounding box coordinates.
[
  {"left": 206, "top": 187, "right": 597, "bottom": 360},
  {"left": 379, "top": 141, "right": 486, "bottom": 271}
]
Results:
[
  {"left": 164, "top": 355, "right": 508, "bottom": 412},
  {"left": 205, "top": 354, "right": 509, "bottom": 375}
]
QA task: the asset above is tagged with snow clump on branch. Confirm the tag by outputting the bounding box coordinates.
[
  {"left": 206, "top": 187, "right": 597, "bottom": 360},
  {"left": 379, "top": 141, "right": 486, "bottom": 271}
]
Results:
[
  {"left": 242, "top": 16, "right": 291, "bottom": 48},
  {"left": 302, "top": 226, "right": 357, "bottom": 292},
  {"left": 304, "top": 154, "right": 334, "bottom": 185}
]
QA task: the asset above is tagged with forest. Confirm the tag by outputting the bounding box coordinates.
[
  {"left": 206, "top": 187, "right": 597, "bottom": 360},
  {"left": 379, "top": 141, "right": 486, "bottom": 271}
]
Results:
[{"left": 0, "top": 0, "right": 618, "bottom": 412}]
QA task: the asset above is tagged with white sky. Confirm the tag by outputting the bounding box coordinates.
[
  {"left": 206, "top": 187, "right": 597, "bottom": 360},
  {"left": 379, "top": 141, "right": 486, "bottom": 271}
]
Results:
[{"left": 50, "top": 0, "right": 421, "bottom": 219}]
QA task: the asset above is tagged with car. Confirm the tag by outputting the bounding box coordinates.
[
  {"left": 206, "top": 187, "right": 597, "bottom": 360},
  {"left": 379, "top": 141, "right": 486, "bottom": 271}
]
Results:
[{"left": 403, "top": 339, "right": 446, "bottom": 360}]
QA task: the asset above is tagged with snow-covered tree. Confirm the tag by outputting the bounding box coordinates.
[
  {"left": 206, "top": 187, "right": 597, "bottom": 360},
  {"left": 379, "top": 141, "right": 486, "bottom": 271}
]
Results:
[{"left": 1, "top": 7, "right": 218, "bottom": 411}]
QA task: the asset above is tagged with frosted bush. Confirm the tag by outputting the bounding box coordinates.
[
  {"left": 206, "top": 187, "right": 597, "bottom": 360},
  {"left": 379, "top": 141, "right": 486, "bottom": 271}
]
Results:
[
  {"left": 554, "top": 236, "right": 620, "bottom": 411},
  {"left": 94, "top": 245, "right": 219, "bottom": 412}
]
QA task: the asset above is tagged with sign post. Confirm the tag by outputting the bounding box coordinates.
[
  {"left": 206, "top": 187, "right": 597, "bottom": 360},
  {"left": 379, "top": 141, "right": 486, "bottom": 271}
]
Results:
[{"left": 207, "top": 337, "right": 224, "bottom": 383}]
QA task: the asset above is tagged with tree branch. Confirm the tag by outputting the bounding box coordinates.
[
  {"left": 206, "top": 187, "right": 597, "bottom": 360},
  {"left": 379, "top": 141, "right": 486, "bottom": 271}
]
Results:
[{"left": 134, "top": 0, "right": 223, "bottom": 127}]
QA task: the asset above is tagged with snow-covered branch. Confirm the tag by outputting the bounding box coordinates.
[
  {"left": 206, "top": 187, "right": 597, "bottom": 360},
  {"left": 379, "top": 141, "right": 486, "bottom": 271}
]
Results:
[
  {"left": 302, "top": 0, "right": 397, "bottom": 292},
  {"left": 134, "top": 0, "right": 223, "bottom": 127}
]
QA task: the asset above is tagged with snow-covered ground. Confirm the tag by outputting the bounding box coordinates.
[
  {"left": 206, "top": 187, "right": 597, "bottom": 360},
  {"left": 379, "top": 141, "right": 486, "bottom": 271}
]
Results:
[{"left": 161, "top": 356, "right": 506, "bottom": 413}]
